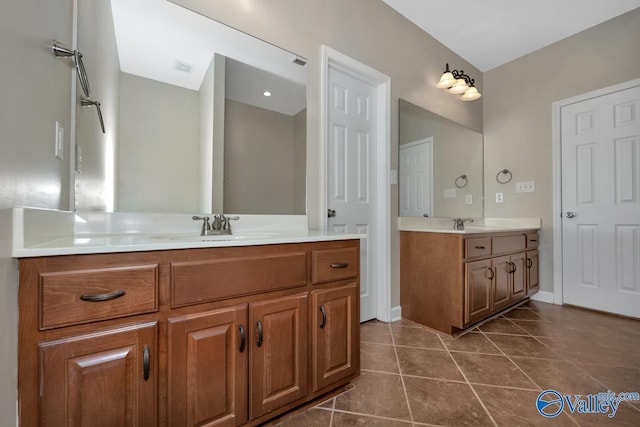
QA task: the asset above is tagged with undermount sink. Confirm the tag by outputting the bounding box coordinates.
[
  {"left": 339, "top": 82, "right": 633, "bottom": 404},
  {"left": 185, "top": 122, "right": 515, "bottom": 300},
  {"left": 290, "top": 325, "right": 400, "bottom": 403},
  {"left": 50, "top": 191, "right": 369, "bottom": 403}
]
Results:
[{"left": 148, "top": 233, "right": 276, "bottom": 242}]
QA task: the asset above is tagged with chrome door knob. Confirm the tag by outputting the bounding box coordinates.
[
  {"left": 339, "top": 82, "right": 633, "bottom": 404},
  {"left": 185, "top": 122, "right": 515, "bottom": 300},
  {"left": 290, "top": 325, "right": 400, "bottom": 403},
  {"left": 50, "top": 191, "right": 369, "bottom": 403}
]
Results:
[
  {"left": 565, "top": 211, "right": 577, "bottom": 218},
  {"left": 327, "top": 209, "right": 336, "bottom": 218}
]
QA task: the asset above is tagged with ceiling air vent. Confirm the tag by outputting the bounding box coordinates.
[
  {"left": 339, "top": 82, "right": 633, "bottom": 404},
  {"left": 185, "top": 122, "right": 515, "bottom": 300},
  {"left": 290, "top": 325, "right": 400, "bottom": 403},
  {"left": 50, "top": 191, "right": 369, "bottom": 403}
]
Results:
[
  {"left": 292, "top": 57, "right": 307, "bottom": 67},
  {"left": 173, "top": 59, "right": 193, "bottom": 73}
]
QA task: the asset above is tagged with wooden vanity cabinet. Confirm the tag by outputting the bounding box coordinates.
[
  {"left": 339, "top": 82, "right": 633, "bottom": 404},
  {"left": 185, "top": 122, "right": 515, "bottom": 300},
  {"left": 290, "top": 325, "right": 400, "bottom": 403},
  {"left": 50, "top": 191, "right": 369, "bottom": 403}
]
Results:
[
  {"left": 18, "top": 239, "right": 360, "bottom": 427},
  {"left": 401, "top": 230, "right": 539, "bottom": 334}
]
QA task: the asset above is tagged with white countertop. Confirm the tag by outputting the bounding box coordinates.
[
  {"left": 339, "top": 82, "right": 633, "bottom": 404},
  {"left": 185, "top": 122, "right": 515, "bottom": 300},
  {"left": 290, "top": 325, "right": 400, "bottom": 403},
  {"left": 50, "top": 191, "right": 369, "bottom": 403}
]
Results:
[
  {"left": 12, "top": 230, "right": 365, "bottom": 257},
  {"left": 2, "top": 208, "right": 366, "bottom": 258},
  {"left": 397, "top": 217, "right": 541, "bottom": 234}
]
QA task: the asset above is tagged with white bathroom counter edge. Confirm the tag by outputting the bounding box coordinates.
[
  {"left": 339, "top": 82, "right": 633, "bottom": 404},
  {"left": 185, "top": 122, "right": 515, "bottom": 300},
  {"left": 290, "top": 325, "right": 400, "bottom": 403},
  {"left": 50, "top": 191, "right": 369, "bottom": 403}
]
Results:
[
  {"left": 12, "top": 231, "right": 366, "bottom": 258},
  {"left": 397, "top": 216, "right": 541, "bottom": 234}
]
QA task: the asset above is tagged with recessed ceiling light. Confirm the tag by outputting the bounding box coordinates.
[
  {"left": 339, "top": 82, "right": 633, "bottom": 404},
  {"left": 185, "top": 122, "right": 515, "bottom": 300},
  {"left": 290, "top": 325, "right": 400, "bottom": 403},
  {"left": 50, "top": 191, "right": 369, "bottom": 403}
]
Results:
[
  {"left": 263, "top": 91, "right": 272, "bottom": 97},
  {"left": 173, "top": 59, "right": 193, "bottom": 73}
]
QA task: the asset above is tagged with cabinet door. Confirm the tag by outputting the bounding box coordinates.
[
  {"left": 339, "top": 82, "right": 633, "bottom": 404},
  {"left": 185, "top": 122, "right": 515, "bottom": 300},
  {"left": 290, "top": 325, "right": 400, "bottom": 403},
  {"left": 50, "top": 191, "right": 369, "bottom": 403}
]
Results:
[
  {"left": 465, "top": 259, "right": 492, "bottom": 324},
  {"left": 312, "top": 283, "right": 359, "bottom": 391},
  {"left": 526, "top": 250, "right": 540, "bottom": 295},
  {"left": 250, "top": 293, "right": 309, "bottom": 419},
  {"left": 39, "top": 322, "right": 157, "bottom": 427},
  {"left": 510, "top": 252, "right": 527, "bottom": 301},
  {"left": 492, "top": 256, "right": 511, "bottom": 312},
  {"left": 168, "top": 305, "right": 248, "bottom": 427}
]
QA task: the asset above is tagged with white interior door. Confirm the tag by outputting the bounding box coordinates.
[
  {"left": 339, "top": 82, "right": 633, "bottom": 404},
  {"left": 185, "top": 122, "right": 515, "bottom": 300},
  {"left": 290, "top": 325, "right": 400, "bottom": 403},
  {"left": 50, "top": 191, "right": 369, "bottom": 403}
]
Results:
[
  {"left": 399, "top": 138, "right": 433, "bottom": 217},
  {"left": 327, "top": 66, "right": 377, "bottom": 322},
  {"left": 561, "top": 84, "right": 640, "bottom": 318}
]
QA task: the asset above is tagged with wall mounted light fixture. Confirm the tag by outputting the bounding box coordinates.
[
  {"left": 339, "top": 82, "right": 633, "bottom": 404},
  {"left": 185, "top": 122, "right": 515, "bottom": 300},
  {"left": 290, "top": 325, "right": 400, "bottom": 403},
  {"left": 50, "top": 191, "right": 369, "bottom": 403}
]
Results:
[{"left": 436, "top": 63, "right": 481, "bottom": 101}]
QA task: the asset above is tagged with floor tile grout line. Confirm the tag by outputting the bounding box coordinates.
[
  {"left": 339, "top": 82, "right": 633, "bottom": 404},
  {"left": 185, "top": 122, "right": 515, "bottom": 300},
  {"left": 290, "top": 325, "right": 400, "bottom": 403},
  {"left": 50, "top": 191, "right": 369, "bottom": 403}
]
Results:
[
  {"left": 437, "top": 333, "right": 499, "bottom": 427},
  {"left": 328, "top": 397, "right": 335, "bottom": 427},
  {"left": 477, "top": 330, "right": 544, "bottom": 392},
  {"left": 330, "top": 408, "right": 414, "bottom": 424},
  {"left": 389, "top": 321, "right": 416, "bottom": 424},
  {"left": 501, "top": 316, "right": 536, "bottom": 336}
]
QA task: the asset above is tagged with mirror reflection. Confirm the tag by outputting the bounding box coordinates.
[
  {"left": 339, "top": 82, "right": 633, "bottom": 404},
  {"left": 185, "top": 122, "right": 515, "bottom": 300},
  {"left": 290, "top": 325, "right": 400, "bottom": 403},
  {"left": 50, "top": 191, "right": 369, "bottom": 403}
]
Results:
[
  {"left": 74, "top": 0, "right": 307, "bottom": 214},
  {"left": 399, "top": 99, "right": 483, "bottom": 218}
]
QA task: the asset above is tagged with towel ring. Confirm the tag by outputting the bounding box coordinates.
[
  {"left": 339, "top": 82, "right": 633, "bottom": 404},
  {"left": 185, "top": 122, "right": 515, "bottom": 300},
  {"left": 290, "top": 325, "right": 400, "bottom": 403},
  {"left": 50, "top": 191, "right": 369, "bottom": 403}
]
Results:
[
  {"left": 496, "top": 169, "right": 512, "bottom": 184},
  {"left": 455, "top": 175, "right": 468, "bottom": 188}
]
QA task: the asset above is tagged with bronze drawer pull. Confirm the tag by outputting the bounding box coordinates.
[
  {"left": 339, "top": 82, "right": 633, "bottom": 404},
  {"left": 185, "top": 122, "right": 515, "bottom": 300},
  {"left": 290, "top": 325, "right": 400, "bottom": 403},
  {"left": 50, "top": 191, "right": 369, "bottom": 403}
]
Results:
[
  {"left": 475, "top": 246, "right": 486, "bottom": 249},
  {"left": 527, "top": 259, "right": 533, "bottom": 268},
  {"left": 487, "top": 267, "right": 495, "bottom": 280},
  {"left": 319, "top": 305, "right": 327, "bottom": 329},
  {"left": 239, "top": 325, "right": 246, "bottom": 352},
  {"left": 143, "top": 345, "right": 150, "bottom": 381},
  {"left": 330, "top": 262, "right": 349, "bottom": 269},
  {"left": 256, "top": 320, "right": 263, "bottom": 347},
  {"left": 529, "top": 239, "right": 538, "bottom": 242},
  {"left": 79, "top": 289, "right": 125, "bottom": 302}
]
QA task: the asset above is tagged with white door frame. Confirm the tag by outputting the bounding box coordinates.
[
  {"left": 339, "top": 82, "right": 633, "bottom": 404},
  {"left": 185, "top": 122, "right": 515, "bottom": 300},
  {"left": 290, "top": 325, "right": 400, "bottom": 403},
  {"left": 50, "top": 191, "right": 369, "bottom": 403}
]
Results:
[
  {"left": 399, "top": 137, "right": 434, "bottom": 218},
  {"left": 552, "top": 78, "right": 640, "bottom": 305},
  {"left": 320, "top": 45, "right": 392, "bottom": 322}
]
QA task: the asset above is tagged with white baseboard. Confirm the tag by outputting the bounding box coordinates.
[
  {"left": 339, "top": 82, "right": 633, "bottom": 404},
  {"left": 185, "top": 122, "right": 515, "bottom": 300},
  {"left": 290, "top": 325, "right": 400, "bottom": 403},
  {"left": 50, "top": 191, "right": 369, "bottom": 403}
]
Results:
[
  {"left": 530, "top": 291, "right": 555, "bottom": 304},
  {"left": 390, "top": 305, "right": 402, "bottom": 322}
]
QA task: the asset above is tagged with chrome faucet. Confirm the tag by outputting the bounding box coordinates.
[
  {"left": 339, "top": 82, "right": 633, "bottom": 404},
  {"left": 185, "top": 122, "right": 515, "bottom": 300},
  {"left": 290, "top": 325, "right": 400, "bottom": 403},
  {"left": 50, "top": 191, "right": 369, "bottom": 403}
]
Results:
[
  {"left": 193, "top": 214, "right": 239, "bottom": 236},
  {"left": 453, "top": 218, "right": 474, "bottom": 230}
]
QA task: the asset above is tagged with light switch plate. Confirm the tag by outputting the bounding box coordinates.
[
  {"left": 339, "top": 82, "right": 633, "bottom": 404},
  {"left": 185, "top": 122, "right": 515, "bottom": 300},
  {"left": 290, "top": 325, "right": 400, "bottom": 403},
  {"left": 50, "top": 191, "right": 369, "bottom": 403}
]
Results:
[
  {"left": 54, "top": 121, "right": 64, "bottom": 160},
  {"left": 496, "top": 192, "right": 504, "bottom": 203},
  {"left": 444, "top": 188, "right": 457, "bottom": 198},
  {"left": 516, "top": 180, "right": 536, "bottom": 193},
  {"left": 390, "top": 169, "right": 398, "bottom": 185}
]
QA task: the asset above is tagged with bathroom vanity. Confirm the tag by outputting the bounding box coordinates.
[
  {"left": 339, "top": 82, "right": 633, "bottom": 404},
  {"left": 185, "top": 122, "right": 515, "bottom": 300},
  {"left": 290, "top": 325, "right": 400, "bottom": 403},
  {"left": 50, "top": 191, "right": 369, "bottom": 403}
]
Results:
[
  {"left": 5, "top": 209, "right": 363, "bottom": 427},
  {"left": 399, "top": 218, "right": 540, "bottom": 335}
]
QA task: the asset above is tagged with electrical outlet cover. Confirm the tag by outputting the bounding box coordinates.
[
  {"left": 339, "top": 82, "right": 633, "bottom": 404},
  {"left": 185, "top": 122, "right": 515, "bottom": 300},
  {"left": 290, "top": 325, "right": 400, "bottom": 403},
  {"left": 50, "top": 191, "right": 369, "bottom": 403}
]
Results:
[{"left": 496, "top": 192, "right": 504, "bottom": 203}]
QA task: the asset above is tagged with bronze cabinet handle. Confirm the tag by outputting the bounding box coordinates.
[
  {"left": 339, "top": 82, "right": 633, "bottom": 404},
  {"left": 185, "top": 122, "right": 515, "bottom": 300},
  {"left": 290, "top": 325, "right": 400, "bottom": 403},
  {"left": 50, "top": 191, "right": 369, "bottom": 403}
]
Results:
[
  {"left": 319, "top": 305, "right": 327, "bottom": 329},
  {"left": 475, "top": 246, "right": 486, "bottom": 249},
  {"left": 330, "top": 262, "right": 349, "bottom": 269},
  {"left": 527, "top": 259, "right": 533, "bottom": 268},
  {"left": 256, "top": 321, "right": 263, "bottom": 347},
  {"left": 487, "top": 267, "right": 495, "bottom": 280},
  {"left": 79, "top": 289, "right": 125, "bottom": 302},
  {"left": 143, "top": 345, "right": 150, "bottom": 381},
  {"left": 239, "top": 325, "right": 246, "bottom": 353}
]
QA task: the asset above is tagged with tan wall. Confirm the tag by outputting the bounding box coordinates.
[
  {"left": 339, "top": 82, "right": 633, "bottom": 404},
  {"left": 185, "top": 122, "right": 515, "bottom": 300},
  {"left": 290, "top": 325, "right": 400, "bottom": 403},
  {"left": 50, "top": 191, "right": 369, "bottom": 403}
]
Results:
[
  {"left": 224, "top": 99, "right": 297, "bottom": 214},
  {"left": 172, "top": 0, "right": 483, "bottom": 308},
  {"left": 74, "top": 0, "right": 121, "bottom": 211},
  {"left": 117, "top": 73, "right": 200, "bottom": 212},
  {"left": 483, "top": 8, "right": 640, "bottom": 293},
  {"left": 0, "top": 0, "right": 73, "bottom": 211}
]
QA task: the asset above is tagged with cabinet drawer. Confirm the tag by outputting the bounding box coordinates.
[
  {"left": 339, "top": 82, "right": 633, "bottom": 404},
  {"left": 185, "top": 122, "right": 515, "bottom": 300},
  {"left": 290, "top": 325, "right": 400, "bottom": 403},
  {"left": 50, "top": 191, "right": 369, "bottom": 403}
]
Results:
[
  {"left": 492, "top": 235, "right": 526, "bottom": 255},
  {"left": 171, "top": 252, "right": 307, "bottom": 307},
  {"left": 312, "top": 247, "right": 359, "bottom": 284},
  {"left": 39, "top": 265, "right": 159, "bottom": 330},
  {"left": 465, "top": 238, "right": 491, "bottom": 259},
  {"left": 526, "top": 233, "right": 539, "bottom": 249}
]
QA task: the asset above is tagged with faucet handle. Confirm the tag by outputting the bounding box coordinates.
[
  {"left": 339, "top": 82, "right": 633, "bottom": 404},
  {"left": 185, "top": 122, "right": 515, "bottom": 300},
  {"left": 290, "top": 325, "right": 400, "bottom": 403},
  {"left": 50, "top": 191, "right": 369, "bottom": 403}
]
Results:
[{"left": 192, "top": 216, "right": 211, "bottom": 236}]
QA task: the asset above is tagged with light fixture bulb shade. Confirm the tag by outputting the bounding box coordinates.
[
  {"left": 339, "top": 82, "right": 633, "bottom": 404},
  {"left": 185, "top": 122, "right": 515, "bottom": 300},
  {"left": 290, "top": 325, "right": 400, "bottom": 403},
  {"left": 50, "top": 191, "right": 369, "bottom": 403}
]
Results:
[
  {"left": 436, "top": 72, "right": 455, "bottom": 88},
  {"left": 448, "top": 79, "right": 469, "bottom": 94},
  {"left": 461, "top": 86, "right": 482, "bottom": 101}
]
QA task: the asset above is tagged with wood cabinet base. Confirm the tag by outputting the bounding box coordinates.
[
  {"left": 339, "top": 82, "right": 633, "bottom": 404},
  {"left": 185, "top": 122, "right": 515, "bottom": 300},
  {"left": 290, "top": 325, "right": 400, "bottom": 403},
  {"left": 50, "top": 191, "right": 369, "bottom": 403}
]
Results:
[
  {"left": 18, "top": 240, "right": 360, "bottom": 427},
  {"left": 400, "top": 231, "right": 539, "bottom": 335}
]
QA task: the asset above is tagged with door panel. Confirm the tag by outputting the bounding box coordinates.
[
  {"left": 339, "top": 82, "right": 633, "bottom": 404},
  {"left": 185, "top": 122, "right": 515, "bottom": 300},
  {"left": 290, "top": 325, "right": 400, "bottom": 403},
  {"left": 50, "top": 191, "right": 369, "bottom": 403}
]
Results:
[
  {"left": 526, "top": 250, "right": 539, "bottom": 295},
  {"left": 465, "top": 259, "right": 492, "bottom": 325},
  {"left": 39, "top": 322, "right": 157, "bottom": 427},
  {"left": 328, "top": 67, "right": 377, "bottom": 321},
  {"left": 492, "top": 256, "right": 511, "bottom": 312},
  {"left": 168, "top": 305, "right": 248, "bottom": 427},
  {"left": 561, "top": 84, "right": 640, "bottom": 318},
  {"left": 312, "top": 283, "right": 359, "bottom": 391},
  {"left": 250, "top": 294, "right": 308, "bottom": 419},
  {"left": 399, "top": 138, "right": 433, "bottom": 217},
  {"left": 510, "top": 253, "right": 526, "bottom": 301}
]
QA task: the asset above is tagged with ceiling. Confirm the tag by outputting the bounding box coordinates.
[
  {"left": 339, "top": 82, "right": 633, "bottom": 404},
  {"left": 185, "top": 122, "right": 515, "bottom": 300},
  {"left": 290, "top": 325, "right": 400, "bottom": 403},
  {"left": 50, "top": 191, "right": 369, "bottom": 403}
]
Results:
[{"left": 382, "top": 0, "right": 640, "bottom": 71}]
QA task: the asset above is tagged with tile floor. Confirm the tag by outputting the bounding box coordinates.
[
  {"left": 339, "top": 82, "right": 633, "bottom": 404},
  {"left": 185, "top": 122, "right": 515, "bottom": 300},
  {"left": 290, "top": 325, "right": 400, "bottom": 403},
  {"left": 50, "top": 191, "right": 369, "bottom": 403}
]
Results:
[{"left": 275, "top": 300, "right": 640, "bottom": 426}]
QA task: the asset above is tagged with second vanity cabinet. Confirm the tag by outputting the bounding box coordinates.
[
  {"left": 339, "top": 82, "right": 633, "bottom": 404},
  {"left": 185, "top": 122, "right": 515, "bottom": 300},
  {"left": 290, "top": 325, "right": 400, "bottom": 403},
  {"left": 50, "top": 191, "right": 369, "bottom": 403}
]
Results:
[
  {"left": 401, "top": 230, "right": 539, "bottom": 334},
  {"left": 18, "top": 239, "right": 360, "bottom": 427}
]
